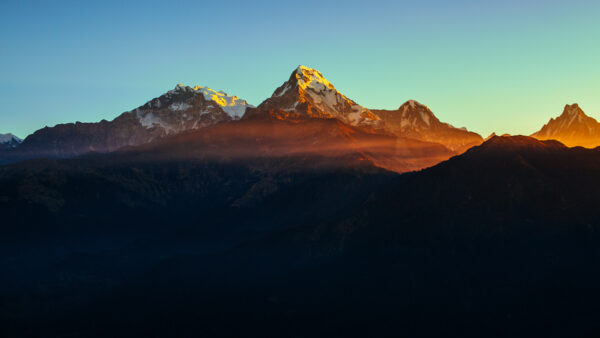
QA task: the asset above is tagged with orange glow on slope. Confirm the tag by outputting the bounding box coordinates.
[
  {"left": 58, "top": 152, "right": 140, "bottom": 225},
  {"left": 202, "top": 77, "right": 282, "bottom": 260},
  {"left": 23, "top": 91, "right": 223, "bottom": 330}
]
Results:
[{"left": 130, "top": 118, "right": 455, "bottom": 174}]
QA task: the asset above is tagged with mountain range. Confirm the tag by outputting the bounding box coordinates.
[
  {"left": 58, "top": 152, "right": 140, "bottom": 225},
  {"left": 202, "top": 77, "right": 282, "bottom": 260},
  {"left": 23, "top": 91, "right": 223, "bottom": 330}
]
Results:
[
  {"left": 3, "top": 65, "right": 600, "bottom": 337},
  {"left": 0, "top": 66, "right": 479, "bottom": 170},
  {"left": 0, "top": 85, "right": 253, "bottom": 161},
  {"left": 3, "top": 66, "right": 599, "bottom": 171}
]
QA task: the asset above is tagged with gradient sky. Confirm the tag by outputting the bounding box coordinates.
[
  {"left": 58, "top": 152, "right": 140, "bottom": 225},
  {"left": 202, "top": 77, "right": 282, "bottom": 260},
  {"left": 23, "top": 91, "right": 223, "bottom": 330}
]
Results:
[{"left": 1, "top": 0, "right": 599, "bottom": 138}]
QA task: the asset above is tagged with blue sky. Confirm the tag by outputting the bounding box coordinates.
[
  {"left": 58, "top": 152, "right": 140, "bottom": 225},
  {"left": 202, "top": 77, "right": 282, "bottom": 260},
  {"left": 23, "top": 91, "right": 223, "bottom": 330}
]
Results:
[{"left": 1, "top": 0, "right": 599, "bottom": 138}]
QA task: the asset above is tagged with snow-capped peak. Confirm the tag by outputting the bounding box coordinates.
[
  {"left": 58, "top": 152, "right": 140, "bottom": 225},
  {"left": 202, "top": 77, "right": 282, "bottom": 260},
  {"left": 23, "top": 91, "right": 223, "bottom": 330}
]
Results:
[
  {"left": 294, "top": 65, "right": 336, "bottom": 92},
  {"left": 288, "top": 66, "right": 380, "bottom": 126},
  {"left": 132, "top": 84, "right": 255, "bottom": 135},
  {"left": 167, "top": 84, "right": 255, "bottom": 119},
  {"left": 249, "top": 65, "right": 381, "bottom": 128},
  {"left": 192, "top": 85, "right": 253, "bottom": 119},
  {"left": 396, "top": 100, "right": 435, "bottom": 126},
  {"left": 0, "top": 133, "right": 22, "bottom": 148}
]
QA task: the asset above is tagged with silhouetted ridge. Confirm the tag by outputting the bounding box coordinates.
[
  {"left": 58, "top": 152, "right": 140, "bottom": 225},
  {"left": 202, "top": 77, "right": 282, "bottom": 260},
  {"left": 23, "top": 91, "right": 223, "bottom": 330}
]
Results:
[
  {"left": 429, "top": 135, "right": 572, "bottom": 173},
  {"left": 477, "top": 135, "right": 566, "bottom": 152}
]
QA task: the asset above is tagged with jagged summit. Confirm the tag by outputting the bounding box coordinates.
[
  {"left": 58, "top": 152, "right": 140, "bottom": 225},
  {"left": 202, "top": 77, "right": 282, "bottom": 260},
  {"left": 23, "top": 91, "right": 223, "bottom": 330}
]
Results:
[
  {"left": 561, "top": 103, "right": 585, "bottom": 116},
  {"left": 131, "top": 84, "right": 254, "bottom": 135},
  {"left": 165, "top": 84, "right": 254, "bottom": 119},
  {"left": 271, "top": 65, "right": 339, "bottom": 98},
  {"left": 246, "top": 66, "right": 382, "bottom": 129},
  {"left": 293, "top": 65, "right": 335, "bottom": 91},
  {"left": 532, "top": 103, "right": 600, "bottom": 148},
  {"left": 370, "top": 101, "right": 483, "bottom": 153},
  {"left": 553, "top": 103, "right": 589, "bottom": 125}
]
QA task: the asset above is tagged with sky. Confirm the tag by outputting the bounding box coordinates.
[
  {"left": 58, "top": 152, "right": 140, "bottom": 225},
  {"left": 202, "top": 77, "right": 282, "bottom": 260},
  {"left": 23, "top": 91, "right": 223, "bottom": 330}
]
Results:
[{"left": 1, "top": 0, "right": 599, "bottom": 138}]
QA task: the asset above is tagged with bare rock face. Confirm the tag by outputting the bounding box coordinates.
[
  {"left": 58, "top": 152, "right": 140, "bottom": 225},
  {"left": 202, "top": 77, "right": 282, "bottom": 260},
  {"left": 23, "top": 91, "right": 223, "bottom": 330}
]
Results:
[
  {"left": 1, "top": 85, "right": 253, "bottom": 162},
  {"left": 244, "top": 66, "right": 383, "bottom": 132},
  {"left": 532, "top": 104, "right": 600, "bottom": 148},
  {"left": 371, "top": 100, "right": 483, "bottom": 153}
]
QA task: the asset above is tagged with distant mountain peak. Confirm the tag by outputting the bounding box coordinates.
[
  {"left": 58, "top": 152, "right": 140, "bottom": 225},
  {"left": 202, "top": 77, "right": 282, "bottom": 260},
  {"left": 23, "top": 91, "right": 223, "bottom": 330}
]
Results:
[
  {"left": 293, "top": 65, "right": 337, "bottom": 92},
  {"left": 0, "top": 133, "right": 22, "bottom": 149},
  {"left": 532, "top": 103, "right": 600, "bottom": 148},
  {"left": 6, "top": 84, "right": 255, "bottom": 161},
  {"left": 133, "top": 84, "right": 255, "bottom": 134},
  {"left": 564, "top": 102, "right": 581, "bottom": 110},
  {"left": 247, "top": 66, "right": 382, "bottom": 129},
  {"left": 163, "top": 84, "right": 253, "bottom": 119},
  {"left": 370, "top": 102, "right": 483, "bottom": 153},
  {"left": 269, "top": 65, "right": 337, "bottom": 98},
  {"left": 560, "top": 103, "right": 585, "bottom": 118},
  {"left": 395, "top": 100, "right": 436, "bottom": 126},
  {"left": 399, "top": 100, "right": 428, "bottom": 111}
]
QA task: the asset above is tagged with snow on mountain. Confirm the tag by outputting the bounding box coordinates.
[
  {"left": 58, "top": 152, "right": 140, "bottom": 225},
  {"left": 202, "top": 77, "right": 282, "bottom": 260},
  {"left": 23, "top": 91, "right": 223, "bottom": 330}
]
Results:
[
  {"left": 375, "top": 100, "right": 435, "bottom": 130},
  {"left": 532, "top": 104, "right": 600, "bottom": 148},
  {"left": 133, "top": 84, "right": 254, "bottom": 134},
  {"left": 4, "top": 84, "right": 254, "bottom": 161},
  {"left": 245, "top": 65, "right": 382, "bottom": 129},
  {"left": 371, "top": 100, "right": 483, "bottom": 153},
  {"left": 168, "top": 84, "right": 253, "bottom": 119},
  {"left": 0, "top": 133, "right": 22, "bottom": 148}
]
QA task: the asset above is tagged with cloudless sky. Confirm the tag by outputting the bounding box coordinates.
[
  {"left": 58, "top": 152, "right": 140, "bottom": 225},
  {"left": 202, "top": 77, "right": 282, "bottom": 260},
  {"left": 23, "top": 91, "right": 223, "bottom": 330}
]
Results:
[{"left": 1, "top": 0, "right": 599, "bottom": 138}]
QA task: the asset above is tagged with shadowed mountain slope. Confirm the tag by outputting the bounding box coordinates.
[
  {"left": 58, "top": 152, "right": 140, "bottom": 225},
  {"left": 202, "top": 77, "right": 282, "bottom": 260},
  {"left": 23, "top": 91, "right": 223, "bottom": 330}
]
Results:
[
  {"left": 0, "top": 85, "right": 253, "bottom": 164},
  {"left": 4, "top": 136, "right": 600, "bottom": 337},
  {"left": 371, "top": 100, "right": 483, "bottom": 153}
]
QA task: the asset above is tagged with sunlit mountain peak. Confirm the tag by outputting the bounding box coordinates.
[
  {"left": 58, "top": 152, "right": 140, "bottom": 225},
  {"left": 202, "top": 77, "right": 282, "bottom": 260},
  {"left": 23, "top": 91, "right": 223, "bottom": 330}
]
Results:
[
  {"left": 248, "top": 66, "right": 382, "bottom": 129},
  {"left": 294, "top": 65, "right": 336, "bottom": 92},
  {"left": 167, "top": 84, "right": 254, "bottom": 119},
  {"left": 560, "top": 103, "right": 585, "bottom": 118},
  {"left": 532, "top": 103, "right": 600, "bottom": 148}
]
